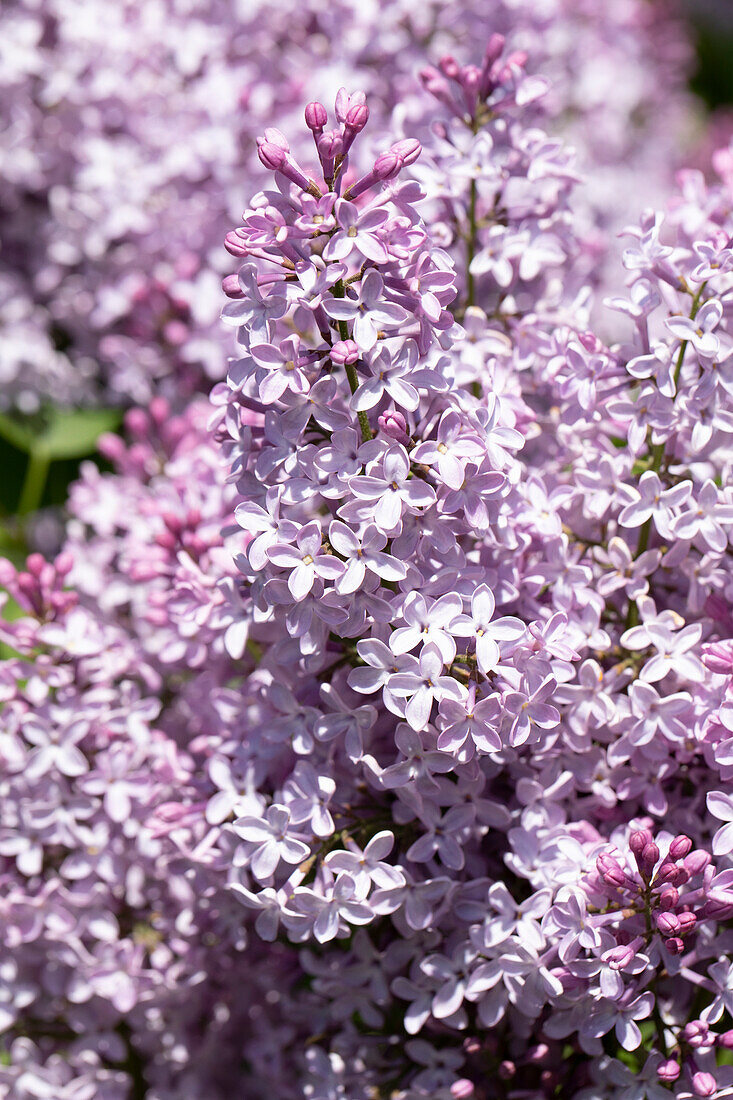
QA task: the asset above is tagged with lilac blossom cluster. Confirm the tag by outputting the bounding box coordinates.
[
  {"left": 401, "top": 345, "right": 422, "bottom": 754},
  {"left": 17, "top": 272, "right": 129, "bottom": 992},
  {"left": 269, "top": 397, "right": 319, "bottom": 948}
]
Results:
[
  {"left": 6, "top": 28, "right": 733, "bottom": 1100},
  {"left": 0, "top": 0, "right": 697, "bottom": 411},
  {"left": 208, "top": 76, "right": 733, "bottom": 1097}
]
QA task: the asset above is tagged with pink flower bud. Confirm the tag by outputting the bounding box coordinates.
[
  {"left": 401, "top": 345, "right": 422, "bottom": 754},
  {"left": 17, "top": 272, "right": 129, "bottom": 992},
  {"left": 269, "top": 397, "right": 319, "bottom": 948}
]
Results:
[
  {"left": 677, "top": 911, "right": 697, "bottom": 935},
  {"left": 451, "top": 1081, "right": 474, "bottom": 1100},
  {"left": 345, "top": 103, "right": 369, "bottom": 132},
  {"left": 640, "top": 842, "right": 660, "bottom": 875},
  {"left": 379, "top": 411, "right": 409, "bottom": 444},
  {"left": 373, "top": 152, "right": 401, "bottom": 180},
  {"left": 630, "top": 830, "right": 651, "bottom": 857},
  {"left": 318, "top": 131, "right": 344, "bottom": 159},
  {"left": 684, "top": 1021, "right": 710, "bottom": 1047},
  {"left": 54, "top": 552, "right": 74, "bottom": 578},
  {"left": 125, "top": 408, "right": 149, "bottom": 438},
  {"left": 702, "top": 639, "right": 733, "bottom": 674},
  {"left": 692, "top": 1071, "right": 717, "bottom": 1098},
  {"left": 483, "top": 33, "right": 506, "bottom": 69},
  {"left": 655, "top": 911, "right": 680, "bottom": 935},
  {"left": 664, "top": 936, "right": 684, "bottom": 955},
  {"left": 305, "top": 102, "right": 328, "bottom": 131},
  {"left": 257, "top": 141, "right": 288, "bottom": 172},
  {"left": 222, "top": 274, "right": 244, "bottom": 299},
  {"left": 659, "top": 888, "right": 679, "bottom": 910},
  {"left": 97, "top": 432, "right": 125, "bottom": 463},
  {"left": 26, "top": 553, "right": 45, "bottom": 578},
  {"left": 606, "top": 944, "right": 635, "bottom": 970},
  {"left": 335, "top": 87, "right": 365, "bottom": 123},
  {"left": 669, "top": 835, "right": 693, "bottom": 859},
  {"left": 685, "top": 850, "right": 712, "bottom": 875},
  {"left": 224, "top": 231, "right": 249, "bottom": 258},
  {"left": 390, "top": 138, "right": 421, "bottom": 167},
  {"left": 718, "top": 1029, "right": 733, "bottom": 1049},
  {"left": 149, "top": 397, "right": 169, "bottom": 425},
  {"left": 596, "top": 853, "right": 628, "bottom": 888},
  {"left": 262, "top": 127, "right": 289, "bottom": 151},
  {"left": 657, "top": 1059, "right": 680, "bottom": 1082},
  {"left": 498, "top": 1061, "right": 515, "bottom": 1080},
  {"left": 438, "top": 55, "right": 460, "bottom": 80},
  {"left": 461, "top": 64, "right": 481, "bottom": 93},
  {"left": 330, "top": 340, "right": 359, "bottom": 366}
]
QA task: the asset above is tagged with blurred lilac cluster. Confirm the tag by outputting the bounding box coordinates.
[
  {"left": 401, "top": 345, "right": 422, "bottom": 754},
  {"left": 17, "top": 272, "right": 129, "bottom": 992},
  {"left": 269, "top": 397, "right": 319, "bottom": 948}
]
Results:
[
  {"left": 7, "top": 8, "right": 733, "bottom": 1100},
  {"left": 1, "top": 0, "right": 695, "bottom": 411}
]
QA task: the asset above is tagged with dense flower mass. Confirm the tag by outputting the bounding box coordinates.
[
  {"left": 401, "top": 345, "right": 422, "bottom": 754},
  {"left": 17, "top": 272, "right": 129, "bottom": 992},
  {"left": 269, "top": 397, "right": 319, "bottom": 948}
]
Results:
[
  {"left": 0, "top": 0, "right": 697, "bottom": 413},
  {"left": 6, "top": 7, "right": 733, "bottom": 1100}
]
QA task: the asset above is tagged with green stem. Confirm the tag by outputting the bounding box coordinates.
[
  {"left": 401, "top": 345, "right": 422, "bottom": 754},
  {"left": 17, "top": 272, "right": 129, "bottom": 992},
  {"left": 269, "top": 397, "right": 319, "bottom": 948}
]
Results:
[
  {"left": 332, "top": 280, "right": 372, "bottom": 441},
  {"left": 17, "top": 449, "right": 50, "bottom": 516},
  {"left": 624, "top": 282, "right": 708, "bottom": 631},
  {"left": 466, "top": 176, "right": 478, "bottom": 310}
]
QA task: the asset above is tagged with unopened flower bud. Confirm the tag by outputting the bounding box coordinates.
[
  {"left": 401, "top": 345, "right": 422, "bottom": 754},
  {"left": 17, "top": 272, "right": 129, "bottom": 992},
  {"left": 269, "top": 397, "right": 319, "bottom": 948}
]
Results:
[
  {"left": 692, "top": 1071, "right": 717, "bottom": 1098},
  {"left": 669, "top": 835, "right": 693, "bottom": 859},
  {"left": 718, "top": 1029, "right": 733, "bottom": 1049},
  {"left": 345, "top": 103, "right": 369, "bottom": 132},
  {"left": 222, "top": 273, "right": 244, "bottom": 299},
  {"left": 305, "top": 102, "right": 328, "bottom": 132},
  {"left": 257, "top": 141, "right": 288, "bottom": 172},
  {"left": 373, "top": 152, "right": 401, "bottom": 180},
  {"left": 606, "top": 944, "right": 635, "bottom": 970},
  {"left": 597, "top": 853, "right": 627, "bottom": 888},
  {"left": 379, "top": 411, "right": 409, "bottom": 444},
  {"left": 677, "top": 911, "right": 697, "bottom": 935},
  {"left": 656, "top": 911, "right": 680, "bottom": 935},
  {"left": 685, "top": 850, "right": 712, "bottom": 875},
  {"left": 330, "top": 340, "right": 359, "bottom": 366},
  {"left": 657, "top": 1059, "right": 680, "bottom": 1082},
  {"left": 684, "top": 1021, "right": 710, "bottom": 1047},
  {"left": 54, "top": 552, "right": 74, "bottom": 578},
  {"left": 664, "top": 936, "right": 684, "bottom": 955},
  {"left": 438, "top": 55, "right": 460, "bottom": 80},
  {"left": 630, "top": 830, "right": 651, "bottom": 857},
  {"left": 224, "top": 231, "right": 249, "bottom": 258},
  {"left": 390, "top": 138, "right": 421, "bottom": 167},
  {"left": 659, "top": 888, "right": 679, "bottom": 910},
  {"left": 498, "top": 1061, "right": 515, "bottom": 1080},
  {"left": 461, "top": 64, "right": 481, "bottom": 93},
  {"left": 318, "top": 131, "right": 343, "bottom": 159},
  {"left": 640, "top": 842, "right": 660, "bottom": 876},
  {"left": 451, "top": 1081, "right": 474, "bottom": 1100}
]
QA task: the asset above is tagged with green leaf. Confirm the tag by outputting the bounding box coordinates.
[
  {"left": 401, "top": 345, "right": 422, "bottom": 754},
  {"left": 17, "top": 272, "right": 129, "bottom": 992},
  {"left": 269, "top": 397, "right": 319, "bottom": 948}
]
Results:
[
  {"left": 0, "top": 594, "right": 25, "bottom": 661},
  {"left": 0, "top": 407, "right": 122, "bottom": 461},
  {"left": 35, "top": 408, "right": 122, "bottom": 460},
  {"left": 0, "top": 411, "right": 37, "bottom": 454}
]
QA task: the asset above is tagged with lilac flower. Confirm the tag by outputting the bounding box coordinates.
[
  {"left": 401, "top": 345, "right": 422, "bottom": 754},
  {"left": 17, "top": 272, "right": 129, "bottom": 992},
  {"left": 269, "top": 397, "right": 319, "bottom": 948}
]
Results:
[
  {"left": 292, "top": 873, "right": 374, "bottom": 943},
  {"left": 324, "top": 831, "right": 405, "bottom": 891},
  {"left": 388, "top": 643, "right": 464, "bottom": 730},
  {"left": 323, "top": 269, "right": 408, "bottom": 351},
  {"left": 448, "top": 585, "right": 524, "bottom": 673},
  {"left": 323, "top": 200, "right": 390, "bottom": 264},
  {"left": 708, "top": 792, "right": 733, "bottom": 856},
  {"left": 233, "top": 804, "right": 310, "bottom": 881},
  {"left": 390, "top": 592, "right": 463, "bottom": 663},
  {"left": 266, "top": 521, "right": 345, "bottom": 601},
  {"left": 328, "top": 520, "right": 407, "bottom": 593},
  {"left": 347, "top": 445, "right": 436, "bottom": 532}
]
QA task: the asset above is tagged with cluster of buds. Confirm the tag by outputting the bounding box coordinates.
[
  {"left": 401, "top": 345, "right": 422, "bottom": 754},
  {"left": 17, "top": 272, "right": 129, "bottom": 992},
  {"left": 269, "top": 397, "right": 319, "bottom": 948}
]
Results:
[
  {"left": 419, "top": 34, "right": 548, "bottom": 123},
  {"left": 592, "top": 829, "right": 731, "bottom": 957}
]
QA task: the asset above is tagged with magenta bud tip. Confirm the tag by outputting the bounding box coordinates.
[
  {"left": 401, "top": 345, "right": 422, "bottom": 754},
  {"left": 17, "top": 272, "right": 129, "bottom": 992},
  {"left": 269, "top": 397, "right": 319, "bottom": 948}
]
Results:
[{"left": 305, "top": 102, "right": 328, "bottom": 130}]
